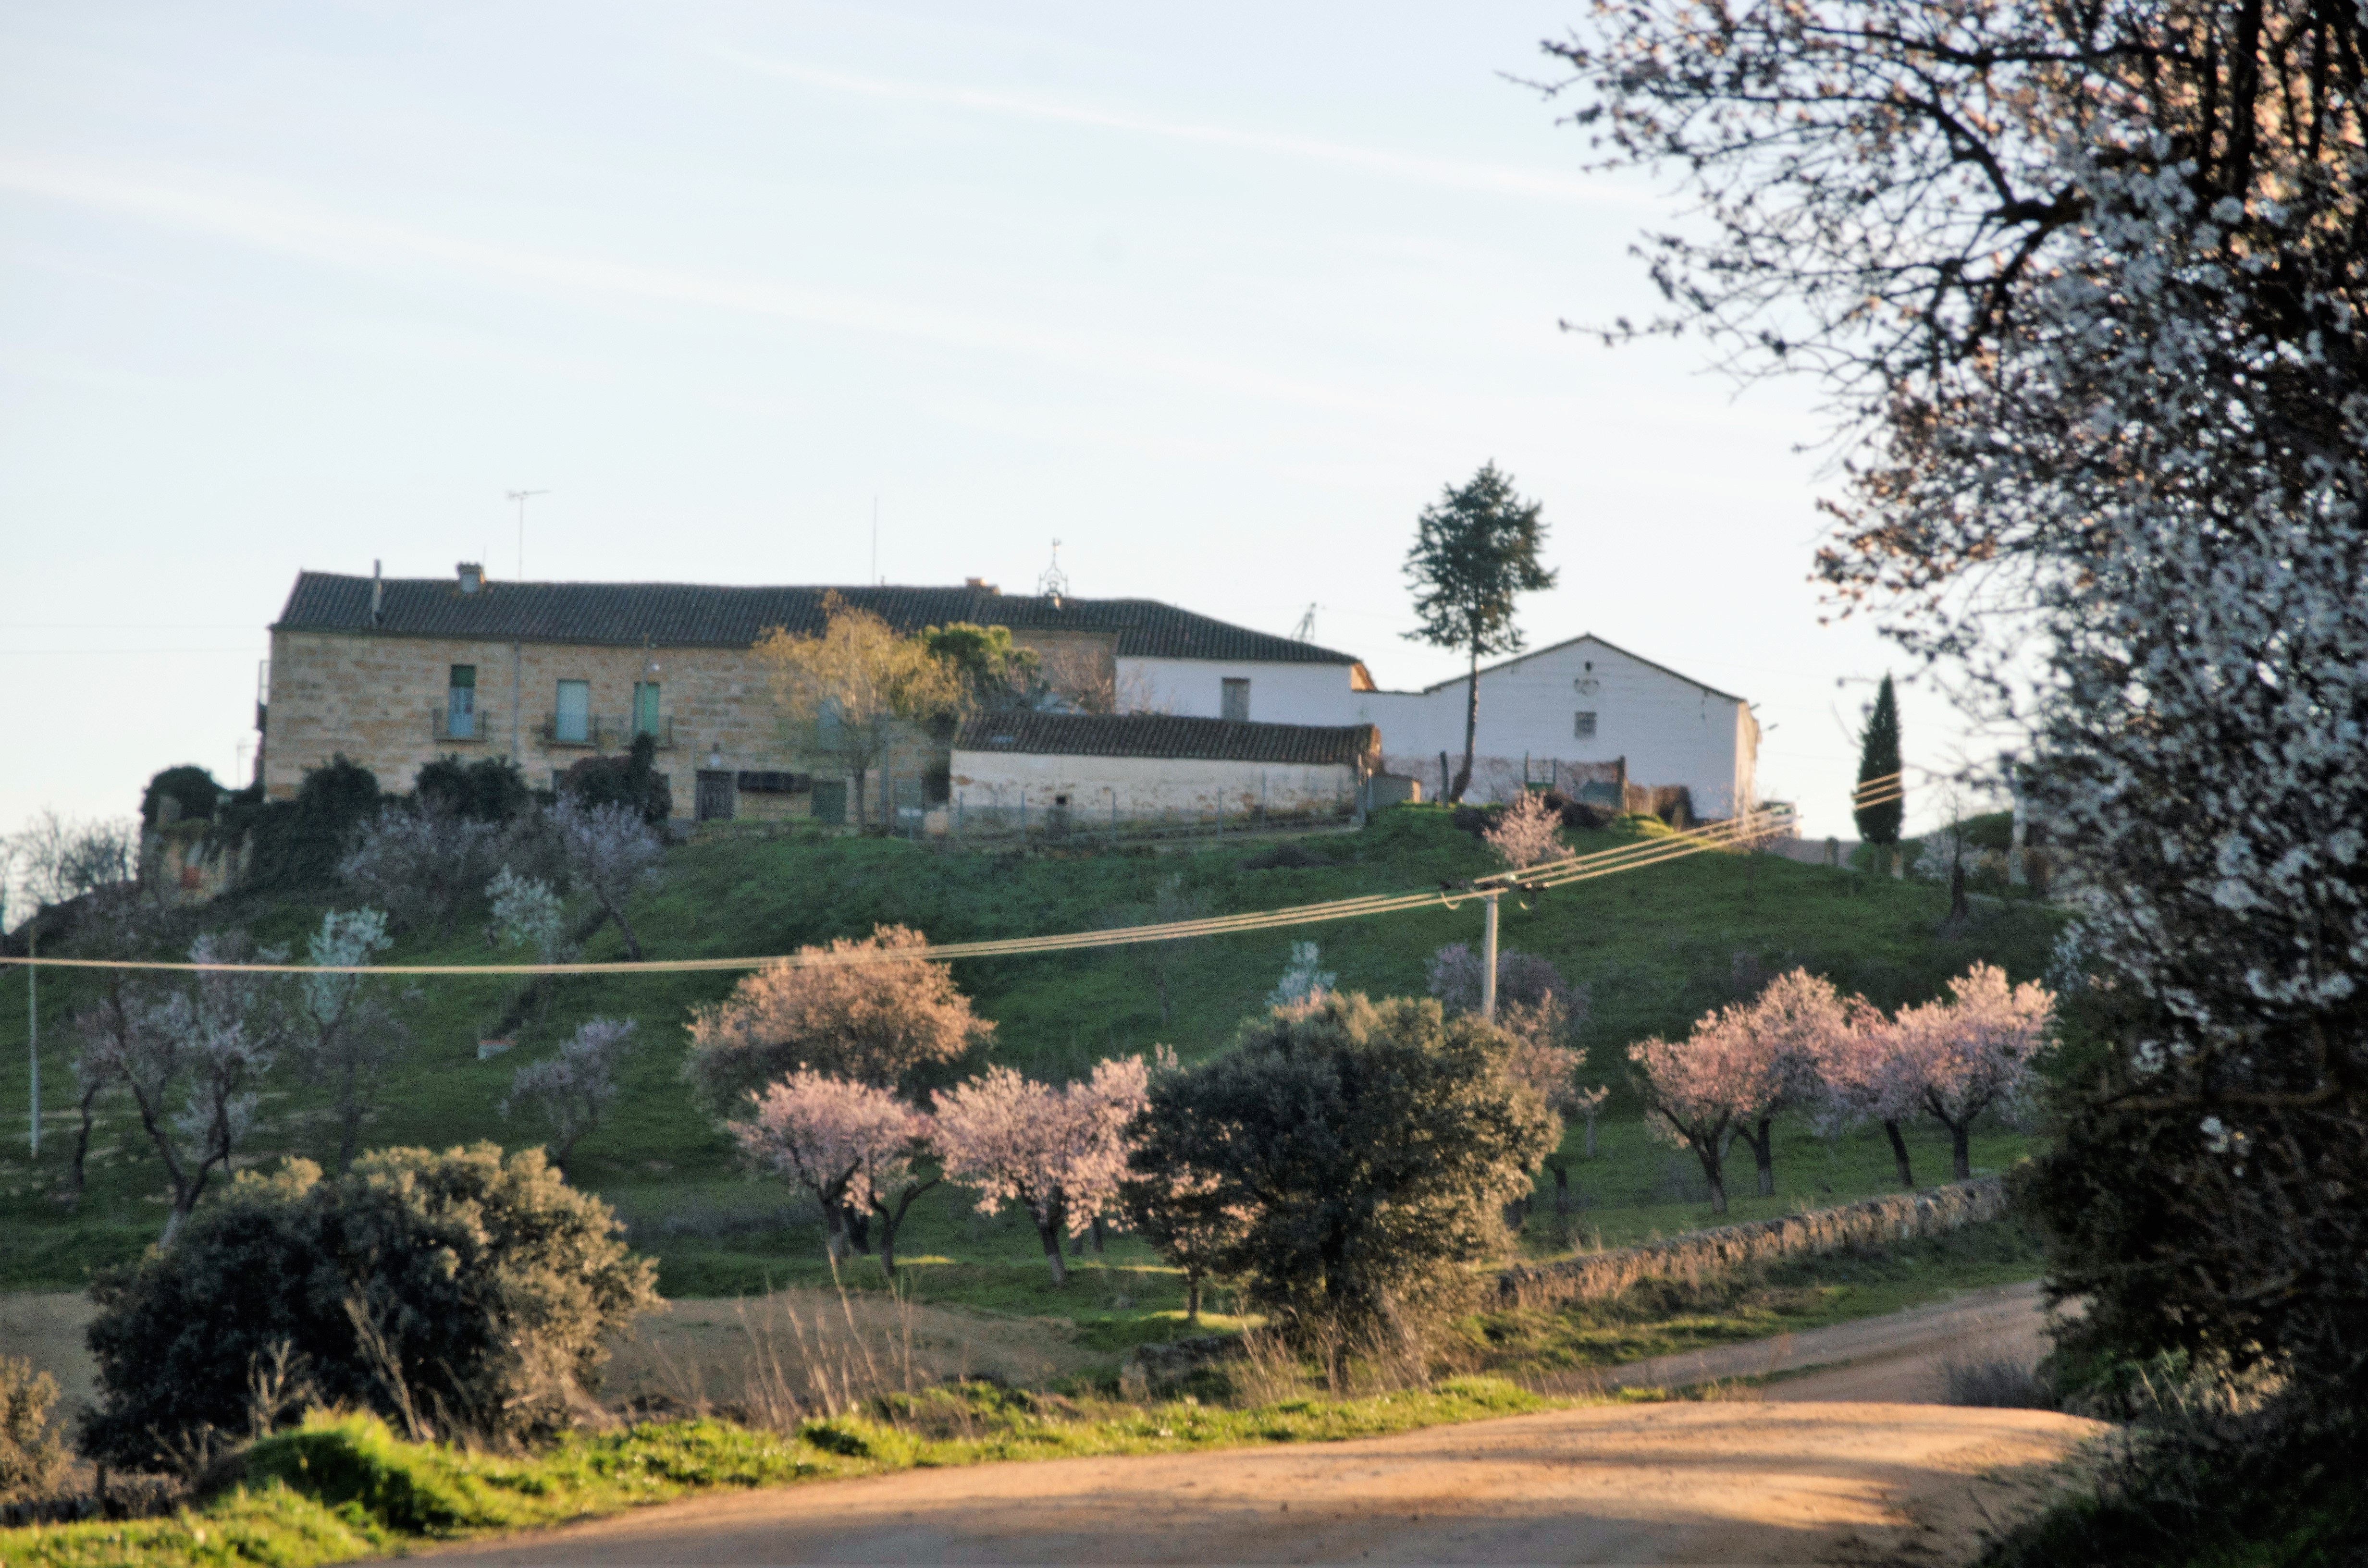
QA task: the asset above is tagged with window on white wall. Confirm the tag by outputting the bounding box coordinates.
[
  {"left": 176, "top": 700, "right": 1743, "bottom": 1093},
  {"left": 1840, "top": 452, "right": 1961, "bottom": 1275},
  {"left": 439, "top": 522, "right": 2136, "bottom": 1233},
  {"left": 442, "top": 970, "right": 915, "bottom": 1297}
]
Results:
[
  {"left": 1221, "top": 678, "right": 1250, "bottom": 722},
  {"left": 1574, "top": 711, "right": 1599, "bottom": 739}
]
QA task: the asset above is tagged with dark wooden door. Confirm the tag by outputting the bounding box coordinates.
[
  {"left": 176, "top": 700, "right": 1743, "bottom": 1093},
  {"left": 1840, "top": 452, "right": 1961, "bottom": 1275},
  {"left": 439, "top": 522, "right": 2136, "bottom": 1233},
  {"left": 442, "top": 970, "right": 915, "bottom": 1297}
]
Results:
[{"left": 695, "top": 771, "right": 735, "bottom": 821}]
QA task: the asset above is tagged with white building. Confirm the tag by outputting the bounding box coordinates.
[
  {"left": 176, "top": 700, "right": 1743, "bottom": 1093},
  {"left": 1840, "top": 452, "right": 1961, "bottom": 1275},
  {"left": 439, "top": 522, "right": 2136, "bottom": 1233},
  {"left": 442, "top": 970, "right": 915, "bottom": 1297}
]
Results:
[
  {"left": 1350, "top": 633, "right": 1759, "bottom": 820},
  {"left": 950, "top": 713, "right": 1380, "bottom": 823}
]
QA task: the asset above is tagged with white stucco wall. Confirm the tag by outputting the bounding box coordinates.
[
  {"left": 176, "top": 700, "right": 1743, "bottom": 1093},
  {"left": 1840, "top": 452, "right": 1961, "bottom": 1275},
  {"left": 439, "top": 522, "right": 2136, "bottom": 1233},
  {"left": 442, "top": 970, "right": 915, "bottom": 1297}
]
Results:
[
  {"left": 1120, "top": 658, "right": 1362, "bottom": 724},
  {"left": 948, "top": 749, "right": 1357, "bottom": 818},
  {"left": 1348, "top": 636, "right": 1756, "bottom": 817}
]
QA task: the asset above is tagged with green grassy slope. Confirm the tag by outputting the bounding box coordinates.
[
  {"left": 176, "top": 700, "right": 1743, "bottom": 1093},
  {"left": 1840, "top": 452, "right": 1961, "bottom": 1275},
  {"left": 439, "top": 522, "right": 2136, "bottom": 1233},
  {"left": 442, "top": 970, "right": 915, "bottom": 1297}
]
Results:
[{"left": 0, "top": 808, "right": 2062, "bottom": 1301}]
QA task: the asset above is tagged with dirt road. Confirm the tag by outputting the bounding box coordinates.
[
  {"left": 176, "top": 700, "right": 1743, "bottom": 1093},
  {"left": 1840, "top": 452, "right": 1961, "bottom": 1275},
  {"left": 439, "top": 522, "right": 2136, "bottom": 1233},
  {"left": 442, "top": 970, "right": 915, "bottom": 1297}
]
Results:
[
  {"left": 429, "top": 1400, "right": 2097, "bottom": 1566},
  {"left": 430, "top": 1284, "right": 2093, "bottom": 1568},
  {"left": 1596, "top": 1280, "right": 2055, "bottom": 1403}
]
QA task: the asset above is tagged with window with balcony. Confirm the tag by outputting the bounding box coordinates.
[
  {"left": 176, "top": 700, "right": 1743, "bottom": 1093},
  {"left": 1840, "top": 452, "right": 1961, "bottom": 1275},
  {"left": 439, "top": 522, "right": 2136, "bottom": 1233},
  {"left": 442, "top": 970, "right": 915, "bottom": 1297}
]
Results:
[
  {"left": 447, "top": 665, "right": 476, "bottom": 739},
  {"left": 632, "top": 681, "right": 661, "bottom": 737},
  {"left": 555, "top": 680, "right": 591, "bottom": 744},
  {"left": 1221, "top": 677, "right": 1250, "bottom": 722}
]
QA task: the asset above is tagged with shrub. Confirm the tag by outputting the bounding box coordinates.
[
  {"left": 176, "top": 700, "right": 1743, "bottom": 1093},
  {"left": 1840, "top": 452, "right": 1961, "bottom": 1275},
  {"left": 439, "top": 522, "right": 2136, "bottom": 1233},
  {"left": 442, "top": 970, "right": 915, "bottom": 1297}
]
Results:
[
  {"left": 0, "top": 1356, "right": 68, "bottom": 1502},
  {"left": 1127, "top": 993, "right": 1554, "bottom": 1344},
  {"left": 215, "top": 756, "right": 382, "bottom": 890},
  {"left": 80, "top": 1145, "right": 661, "bottom": 1473},
  {"left": 557, "top": 733, "right": 672, "bottom": 824},
  {"left": 139, "top": 765, "right": 222, "bottom": 829},
  {"left": 414, "top": 755, "right": 532, "bottom": 824},
  {"left": 337, "top": 805, "right": 501, "bottom": 936}
]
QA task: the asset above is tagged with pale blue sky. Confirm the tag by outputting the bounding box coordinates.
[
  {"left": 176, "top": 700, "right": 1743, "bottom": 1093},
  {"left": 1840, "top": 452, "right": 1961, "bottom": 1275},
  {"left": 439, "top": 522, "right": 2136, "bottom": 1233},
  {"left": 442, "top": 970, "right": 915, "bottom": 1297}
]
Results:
[{"left": 0, "top": 0, "right": 1986, "bottom": 848}]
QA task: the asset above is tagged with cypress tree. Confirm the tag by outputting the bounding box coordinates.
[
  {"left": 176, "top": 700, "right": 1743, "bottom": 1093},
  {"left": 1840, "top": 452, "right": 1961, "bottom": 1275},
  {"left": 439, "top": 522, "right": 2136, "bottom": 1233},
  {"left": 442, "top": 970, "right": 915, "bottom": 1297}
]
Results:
[{"left": 1853, "top": 674, "right": 1903, "bottom": 858}]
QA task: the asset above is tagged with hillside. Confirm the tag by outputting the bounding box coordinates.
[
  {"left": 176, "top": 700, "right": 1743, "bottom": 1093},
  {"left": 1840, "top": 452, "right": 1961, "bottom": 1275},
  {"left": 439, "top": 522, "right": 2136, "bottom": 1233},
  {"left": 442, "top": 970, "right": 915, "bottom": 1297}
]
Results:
[{"left": 0, "top": 807, "right": 2062, "bottom": 1308}]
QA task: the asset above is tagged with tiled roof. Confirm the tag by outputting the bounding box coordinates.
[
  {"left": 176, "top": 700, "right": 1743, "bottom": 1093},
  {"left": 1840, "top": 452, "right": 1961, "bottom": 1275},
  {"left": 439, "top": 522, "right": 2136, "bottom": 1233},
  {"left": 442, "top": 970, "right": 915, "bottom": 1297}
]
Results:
[
  {"left": 954, "top": 712, "right": 1380, "bottom": 766},
  {"left": 273, "top": 573, "right": 1359, "bottom": 665}
]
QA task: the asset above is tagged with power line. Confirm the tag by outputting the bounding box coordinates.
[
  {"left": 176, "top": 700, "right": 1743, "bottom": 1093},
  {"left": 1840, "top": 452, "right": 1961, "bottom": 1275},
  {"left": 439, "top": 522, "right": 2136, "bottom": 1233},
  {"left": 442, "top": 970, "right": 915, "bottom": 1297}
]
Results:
[{"left": 0, "top": 807, "right": 1798, "bottom": 979}]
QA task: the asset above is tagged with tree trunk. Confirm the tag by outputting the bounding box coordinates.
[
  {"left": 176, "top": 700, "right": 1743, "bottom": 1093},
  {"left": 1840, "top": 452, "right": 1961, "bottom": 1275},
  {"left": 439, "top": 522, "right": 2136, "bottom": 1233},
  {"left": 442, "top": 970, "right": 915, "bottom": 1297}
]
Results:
[
  {"left": 1948, "top": 1119, "right": 1973, "bottom": 1182},
  {"left": 821, "top": 1200, "right": 850, "bottom": 1262},
  {"left": 1582, "top": 1109, "right": 1599, "bottom": 1159},
  {"left": 1090, "top": 1214, "right": 1106, "bottom": 1255},
  {"left": 843, "top": 1204, "right": 873, "bottom": 1254},
  {"left": 602, "top": 891, "right": 645, "bottom": 962},
  {"left": 1184, "top": 1274, "right": 1202, "bottom": 1325},
  {"left": 1883, "top": 1120, "right": 1917, "bottom": 1187},
  {"left": 1694, "top": 1140, "right": 1729, "bottom": 1215},
  {"left": 1450, "top": 646, "right": 1480, "bottom": 802},
  {"left": 1736, "top": 1117, "right": 1777, "bottom": 1198},
  {"left": 66, "top": 1078, "right": 103, "bottom": 1200},
  {"left": 852, "top": 763, "right": 869, "bottom": 832},
  {"left": 869, "top": 1177, "right": 936, "bottom": 1282},
  {"left": 1948, "top": 851, "right": 1969, "bottom": 920},
  {"left": 1037, "top": 1220, "right": 1068, "bottom": 1286},
  {"left": 1548, "top": 1157, "right": 1570, "bottom": 1220}
]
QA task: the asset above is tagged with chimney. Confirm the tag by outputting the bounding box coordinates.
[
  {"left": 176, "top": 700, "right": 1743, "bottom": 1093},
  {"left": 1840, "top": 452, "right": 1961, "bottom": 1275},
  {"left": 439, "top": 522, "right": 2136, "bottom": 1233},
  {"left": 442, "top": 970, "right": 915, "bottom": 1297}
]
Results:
[
  {"left": 457, "top": 562, "right": 484, "bottom": 595},
  {"left": 370, "top": 560, "right": 383, "bottom": 625},
  {"left": 965, "top": 577, "right": 1000, "bottom": 594}
]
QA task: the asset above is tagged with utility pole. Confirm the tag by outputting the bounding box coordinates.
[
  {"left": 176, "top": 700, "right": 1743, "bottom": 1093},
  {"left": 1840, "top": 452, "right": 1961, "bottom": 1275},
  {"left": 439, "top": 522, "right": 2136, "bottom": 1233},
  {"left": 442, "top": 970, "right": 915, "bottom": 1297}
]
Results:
[
  {"left": 24, "top": 916, "right": 37, "bottom": 1160},
  {"left": 507, "top": 490, "right": 549, "bottom": 578},
  {"left": 1480, "top": 890, "right": 1501, "bottom": 1024}
]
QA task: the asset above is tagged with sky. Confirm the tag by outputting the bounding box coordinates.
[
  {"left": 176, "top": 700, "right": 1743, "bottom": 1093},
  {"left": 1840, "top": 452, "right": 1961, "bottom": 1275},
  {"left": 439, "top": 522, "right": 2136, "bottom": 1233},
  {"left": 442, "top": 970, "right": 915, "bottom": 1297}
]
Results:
[{"left": 0, "top": 0, "right": 1999, "bottom": 852}]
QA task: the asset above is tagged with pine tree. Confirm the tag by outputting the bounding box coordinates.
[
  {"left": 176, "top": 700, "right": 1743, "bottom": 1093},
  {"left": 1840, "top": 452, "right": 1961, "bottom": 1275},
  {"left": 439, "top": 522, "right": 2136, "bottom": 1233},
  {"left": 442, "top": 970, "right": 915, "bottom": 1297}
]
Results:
[
  {"left": 1853, "top": 674, "right": 1903, "bottom": 864},
  {"left": 1402, "top": 464, "right": 1557, "bottom": 803}
]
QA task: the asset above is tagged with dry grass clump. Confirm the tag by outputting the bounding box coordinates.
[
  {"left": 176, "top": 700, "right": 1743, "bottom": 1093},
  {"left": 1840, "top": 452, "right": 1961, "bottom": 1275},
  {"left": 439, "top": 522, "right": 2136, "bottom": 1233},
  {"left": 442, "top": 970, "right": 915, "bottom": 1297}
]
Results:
[
  {"left": 1496, "top": 1176, "right": 2005, "bottom": 1311},
  {"left": 1939, "top": 1353, "right": 2055, "bottom": 1409}
]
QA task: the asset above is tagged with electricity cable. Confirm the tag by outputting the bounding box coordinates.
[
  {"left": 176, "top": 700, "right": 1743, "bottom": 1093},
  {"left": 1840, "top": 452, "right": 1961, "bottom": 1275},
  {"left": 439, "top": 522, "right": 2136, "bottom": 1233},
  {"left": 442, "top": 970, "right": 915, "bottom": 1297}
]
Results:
[{"left": 0, "top": 806, "right": 1800, "bottom": 978}]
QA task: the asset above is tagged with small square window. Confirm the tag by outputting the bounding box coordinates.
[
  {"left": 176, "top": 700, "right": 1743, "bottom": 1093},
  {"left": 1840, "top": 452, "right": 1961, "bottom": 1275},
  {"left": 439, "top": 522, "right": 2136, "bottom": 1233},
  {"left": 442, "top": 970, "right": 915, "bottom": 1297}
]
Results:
[{"left": 1574, "top": 711, "right": 1599, "bottom": 739}]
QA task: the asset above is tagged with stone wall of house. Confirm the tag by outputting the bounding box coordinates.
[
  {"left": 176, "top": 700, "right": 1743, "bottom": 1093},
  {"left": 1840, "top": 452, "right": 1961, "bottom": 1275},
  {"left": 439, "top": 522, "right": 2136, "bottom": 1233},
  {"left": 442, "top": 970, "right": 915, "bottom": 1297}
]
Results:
[{"left": 262, "top": 629, "right": 938, "bottom": 821}]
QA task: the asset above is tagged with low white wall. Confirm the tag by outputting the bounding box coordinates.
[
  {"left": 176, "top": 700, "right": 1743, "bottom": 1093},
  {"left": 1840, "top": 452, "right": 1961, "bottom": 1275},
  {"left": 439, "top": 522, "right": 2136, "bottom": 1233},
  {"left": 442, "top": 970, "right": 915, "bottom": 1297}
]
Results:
[{"left": 948, "top": 749, "right": 1357, "bottom": 818}]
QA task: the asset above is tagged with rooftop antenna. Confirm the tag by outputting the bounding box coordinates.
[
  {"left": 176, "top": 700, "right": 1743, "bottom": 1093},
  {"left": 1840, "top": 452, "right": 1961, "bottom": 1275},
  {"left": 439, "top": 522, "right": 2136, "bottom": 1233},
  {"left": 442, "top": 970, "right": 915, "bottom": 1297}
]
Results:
[
  {"left": 1291, "top": 602, "right": 1320, "bottom": 641},
  {"left": 506, "top": 490, "right": 548, "bottom": 579},
  {"left": 1037, "top": 539, "right": 1070, "bottom": 606}
]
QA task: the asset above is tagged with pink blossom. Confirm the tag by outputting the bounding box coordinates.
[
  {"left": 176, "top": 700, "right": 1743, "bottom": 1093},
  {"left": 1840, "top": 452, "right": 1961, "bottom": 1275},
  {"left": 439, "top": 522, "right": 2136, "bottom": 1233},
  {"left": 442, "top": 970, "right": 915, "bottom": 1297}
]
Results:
[
  {"left": 730, "top": 1070, "right": 932, "bottom": 1265},
  {"left": 932, "top": 1056, "right": 1148, "bottom": 1285},
  {"left": 1888, "top": 964, "right": 2054, "bottom": 1180}
]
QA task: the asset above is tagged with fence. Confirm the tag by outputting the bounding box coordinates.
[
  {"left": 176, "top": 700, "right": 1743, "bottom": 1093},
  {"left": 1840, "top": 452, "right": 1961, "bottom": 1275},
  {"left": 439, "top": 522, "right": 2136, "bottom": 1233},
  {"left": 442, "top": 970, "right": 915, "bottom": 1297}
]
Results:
[{"left": 1493, "top": 1177, "right": 2009, "bottom": 1309}]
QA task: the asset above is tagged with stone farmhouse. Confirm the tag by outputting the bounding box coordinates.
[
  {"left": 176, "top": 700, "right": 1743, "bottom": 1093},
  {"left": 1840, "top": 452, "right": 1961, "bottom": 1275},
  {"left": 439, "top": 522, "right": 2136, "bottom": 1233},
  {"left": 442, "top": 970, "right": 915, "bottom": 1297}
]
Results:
[
  {"left": 260, "top": 566, "right": 1379, "bottom": 825},
  {"left": 259, "top": 565, "right": 1756, "bottom": 827}
]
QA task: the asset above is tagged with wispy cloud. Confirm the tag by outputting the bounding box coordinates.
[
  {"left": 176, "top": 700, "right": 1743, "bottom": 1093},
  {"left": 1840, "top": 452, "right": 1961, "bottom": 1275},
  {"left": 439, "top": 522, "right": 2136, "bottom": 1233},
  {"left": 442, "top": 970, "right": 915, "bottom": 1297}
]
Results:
[
  {"left": 717, "top": 52, "right": 1627, "bottom": 205},
  {"left": 0, "top": 153, "right": 1410, "bottom": 415}
]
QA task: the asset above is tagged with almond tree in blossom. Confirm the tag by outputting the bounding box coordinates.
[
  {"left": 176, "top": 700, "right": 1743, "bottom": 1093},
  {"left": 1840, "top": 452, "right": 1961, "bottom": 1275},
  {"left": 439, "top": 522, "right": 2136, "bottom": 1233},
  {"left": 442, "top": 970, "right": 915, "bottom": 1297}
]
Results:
[
  {"left": 1628, "top": 1019, "right": 1783, "bottom": 1216},
  {"left": 1483, "top": 790, "right": 1568, "bottom": 871},
  {"left": 1889, "top": 964, "right": 2053, "bottom": 1182},
  {"left": 682, "top": 925, "right": 994, "bottom": 1116},
  {"left": 932, "top": 1056, "right": 1148, "bottom": 1286},
  {"left": 731, "top": 1070, "right": 936, "bottom": 1274},
  {"left": 1720, "top": 969, "right": 1874, "bottom": 1198},
  {"left": 1811, "top": 1011, "right": 1926, "bottom": 1190}
]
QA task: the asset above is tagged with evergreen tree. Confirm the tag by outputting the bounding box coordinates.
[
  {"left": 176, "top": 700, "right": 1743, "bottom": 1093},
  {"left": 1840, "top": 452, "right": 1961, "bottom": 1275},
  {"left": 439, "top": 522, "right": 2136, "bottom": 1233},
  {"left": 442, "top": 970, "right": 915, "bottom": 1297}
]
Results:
[
  {"left": 1402, "top": 464, "right": 1557, "bottom": 803},
  {"left": 1852, "top": 675, "right": 1903, "bottom": 861}
]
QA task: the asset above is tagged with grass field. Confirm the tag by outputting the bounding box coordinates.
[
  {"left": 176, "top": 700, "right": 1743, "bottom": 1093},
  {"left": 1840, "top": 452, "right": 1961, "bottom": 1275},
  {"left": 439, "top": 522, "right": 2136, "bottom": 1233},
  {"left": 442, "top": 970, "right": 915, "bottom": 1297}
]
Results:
[{"left": 0, "top": 807, "right": 2062, "bottom": 1315}]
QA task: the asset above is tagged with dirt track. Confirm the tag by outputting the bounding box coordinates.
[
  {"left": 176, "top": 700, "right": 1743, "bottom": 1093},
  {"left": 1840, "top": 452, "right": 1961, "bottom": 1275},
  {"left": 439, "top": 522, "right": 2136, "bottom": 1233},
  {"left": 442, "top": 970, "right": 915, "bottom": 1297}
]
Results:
[
  {"left": 429, "top": 1284, "right": 2095, "bottom": 1568},
  {"left": 429, "top": 1400, "right": 2097, "bottom": 1566}
]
